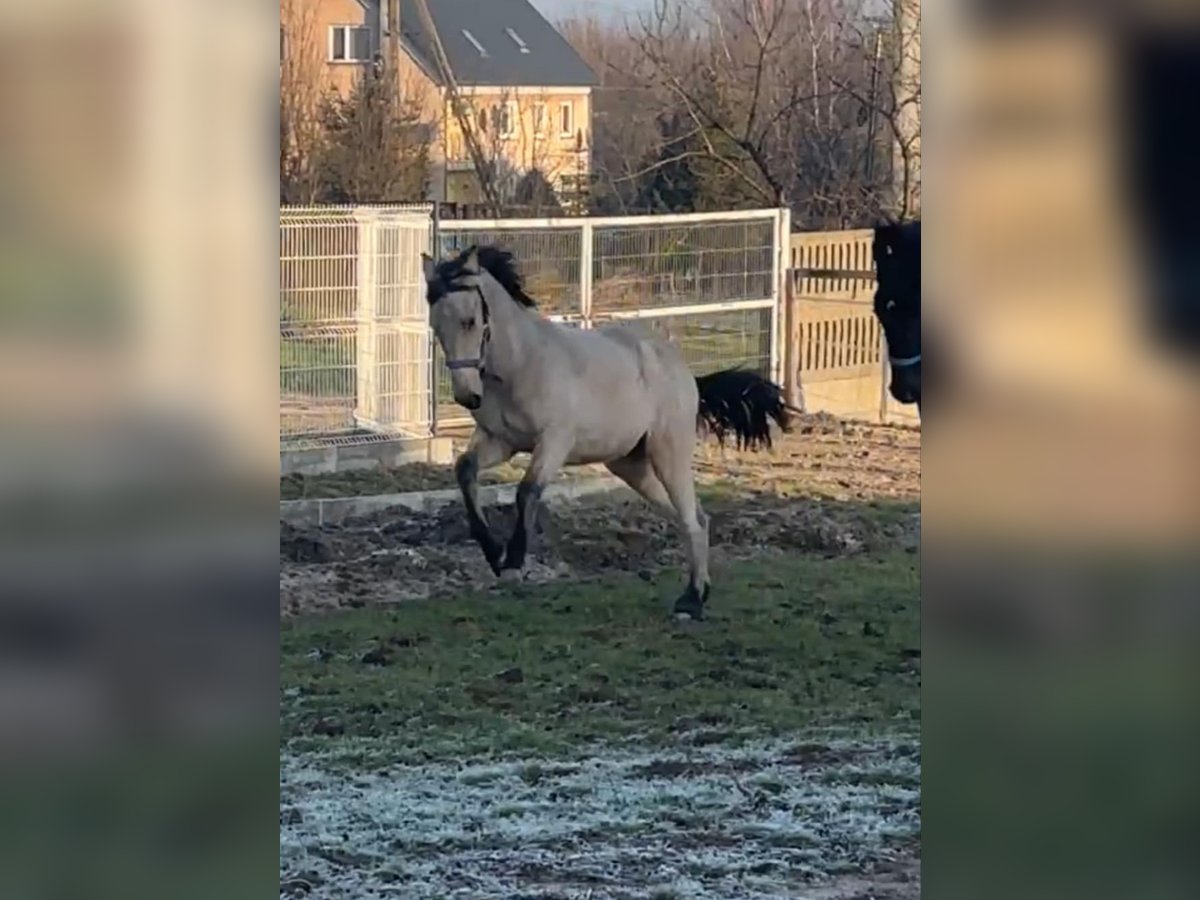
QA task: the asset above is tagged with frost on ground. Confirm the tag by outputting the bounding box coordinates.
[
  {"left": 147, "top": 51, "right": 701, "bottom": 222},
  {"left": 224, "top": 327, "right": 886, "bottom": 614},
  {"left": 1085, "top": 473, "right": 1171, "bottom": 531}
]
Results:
[{"left": 280, "top": 736, "right": 919, "bottom": 899}]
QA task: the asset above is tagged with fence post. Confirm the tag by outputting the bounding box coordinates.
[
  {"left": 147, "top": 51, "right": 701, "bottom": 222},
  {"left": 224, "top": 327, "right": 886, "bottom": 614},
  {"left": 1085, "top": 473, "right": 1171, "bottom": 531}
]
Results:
[
  {"left": 769, "top": 208, "right": 789, "bottom": 385},
  {"left": 354, "top": 208, "right": 379, "bottom": 430},
  {"left": 784, "top": 272, "right": 804, "bottom": 413},
  {"left": 428, "top": 204, "right": 440, "bottom": 436},
  {"left": 579, "top": 218, "right": 594, "bottom": 327}
]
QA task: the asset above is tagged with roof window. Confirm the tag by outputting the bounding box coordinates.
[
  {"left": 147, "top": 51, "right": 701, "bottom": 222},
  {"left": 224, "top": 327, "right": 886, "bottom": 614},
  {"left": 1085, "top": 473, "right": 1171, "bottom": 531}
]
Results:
[
  {"left": 506, "top": 28, "right": 530, "bottom": 54},
  {"left": 462, "top": 29, "right": 488, "bottom": 58}
]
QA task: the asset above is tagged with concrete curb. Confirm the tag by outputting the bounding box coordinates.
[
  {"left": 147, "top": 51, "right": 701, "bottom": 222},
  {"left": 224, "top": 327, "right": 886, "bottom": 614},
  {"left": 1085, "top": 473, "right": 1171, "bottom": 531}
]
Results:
[
  {"left": 280, "top": 475, "right": 630, "bottom": 527},
  {"left": 280, "top": 436, "right": 455, "bottom": 476}
]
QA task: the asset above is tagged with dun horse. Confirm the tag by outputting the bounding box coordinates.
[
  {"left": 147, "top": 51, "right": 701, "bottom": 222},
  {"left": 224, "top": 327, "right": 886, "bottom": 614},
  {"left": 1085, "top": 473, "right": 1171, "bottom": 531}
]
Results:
[{"left": 422, "top": 246, "right": 790, "bottom": 620}]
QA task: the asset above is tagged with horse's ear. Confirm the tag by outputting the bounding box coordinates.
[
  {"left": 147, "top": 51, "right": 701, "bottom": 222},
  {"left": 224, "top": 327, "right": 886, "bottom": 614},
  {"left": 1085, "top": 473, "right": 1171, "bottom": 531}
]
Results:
[
  {"left": 420, "top": 253, "right": 437, "bottom": 285},
  {"left": 461, "top": 246, "right": 480, "bottom": 275}
]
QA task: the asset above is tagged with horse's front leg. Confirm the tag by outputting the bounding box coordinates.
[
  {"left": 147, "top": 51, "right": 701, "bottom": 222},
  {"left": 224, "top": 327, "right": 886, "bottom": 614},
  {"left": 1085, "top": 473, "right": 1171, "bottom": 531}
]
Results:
[
  {"left": 500, "top": 431, "right": 571, "bottom": 576},
  {"left": 456, "top": 430, "right": 514, "bottom": 576}
]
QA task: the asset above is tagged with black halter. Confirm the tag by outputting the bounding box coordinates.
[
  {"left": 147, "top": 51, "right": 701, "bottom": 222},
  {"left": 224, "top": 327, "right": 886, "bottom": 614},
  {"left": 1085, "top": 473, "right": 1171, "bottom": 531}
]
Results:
[
  {"left": 443, "top": 286, "right": 493, "bottom": 376},
  {"left": 889, "top": 352, "right": 921, "bottom": 368}
]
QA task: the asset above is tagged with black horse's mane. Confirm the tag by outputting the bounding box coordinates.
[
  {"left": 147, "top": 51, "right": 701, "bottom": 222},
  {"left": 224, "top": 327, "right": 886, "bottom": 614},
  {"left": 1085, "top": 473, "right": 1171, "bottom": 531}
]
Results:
[
  {"left": 872, "top": 219, "right": 920, "bottom": 311},
  {"left": 434, "top": 245, "right": 538, "bottom": 308}
]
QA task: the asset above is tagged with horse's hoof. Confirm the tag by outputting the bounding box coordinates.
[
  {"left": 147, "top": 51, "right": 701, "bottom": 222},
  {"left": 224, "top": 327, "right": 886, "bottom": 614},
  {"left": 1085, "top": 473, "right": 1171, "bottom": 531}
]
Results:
[
  {"left": 498, "top": 567, "right": 524, "bottom": 583},
  {"left": 673, "top": 589, "right": 706, "bottom": 621},
  {"left": 673, "top": 582, "right": 710, "bottom": 621}
]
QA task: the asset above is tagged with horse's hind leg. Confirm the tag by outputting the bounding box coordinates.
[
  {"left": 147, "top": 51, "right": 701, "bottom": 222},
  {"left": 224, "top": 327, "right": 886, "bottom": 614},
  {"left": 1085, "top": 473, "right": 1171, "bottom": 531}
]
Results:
[
  {"left": 647, "top": 439, "right": 710, "bottom": 621},
  {"left": 605, "top": 446, "right": 676, "bottom": 517},
  {"left": 456, "top": 429, "right": 514, "bottom": 576}
]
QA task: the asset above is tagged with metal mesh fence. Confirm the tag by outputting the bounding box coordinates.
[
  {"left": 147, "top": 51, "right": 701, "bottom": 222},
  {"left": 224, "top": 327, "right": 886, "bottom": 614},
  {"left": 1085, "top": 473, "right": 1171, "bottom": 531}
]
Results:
[
  {"left": 592, "top": 219, "right": 776, "bottom": 313},
  {"left": 280, "top": 208, "right": 432, "bottom": 448},
  {"left": 437, "top": 227, "right": 583, "bottom": 318},
  {"left": 644, "top": 308, "right": 774, "bottom": 377},
  {"left": 433, "top": 211, "right": 785, "bottom": 428},
  {"left": 279, "top": 209, "right": 787, "bottom": 441}
]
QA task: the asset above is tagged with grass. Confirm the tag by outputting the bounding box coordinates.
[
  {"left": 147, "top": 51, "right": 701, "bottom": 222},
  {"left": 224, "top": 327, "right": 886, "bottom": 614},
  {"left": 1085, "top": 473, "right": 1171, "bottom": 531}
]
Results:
[
  {"left": 280, "top": 340, "right": 354, "bottom": 398},
  {"left": 280, "top": 551, "right": 920, "bottom": 769}
]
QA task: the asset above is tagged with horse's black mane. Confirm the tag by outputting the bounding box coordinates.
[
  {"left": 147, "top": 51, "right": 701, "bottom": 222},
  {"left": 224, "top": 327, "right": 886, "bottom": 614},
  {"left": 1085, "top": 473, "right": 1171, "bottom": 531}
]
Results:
[{"left": 434, "top": 245, "right": 538, "bottom": 308}]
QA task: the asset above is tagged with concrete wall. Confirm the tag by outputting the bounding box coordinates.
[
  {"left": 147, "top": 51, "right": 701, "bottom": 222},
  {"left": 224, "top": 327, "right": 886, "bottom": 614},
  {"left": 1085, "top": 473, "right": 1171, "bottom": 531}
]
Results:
[{"left": 281, "top": 435, "right": 454, "bottom": 476}]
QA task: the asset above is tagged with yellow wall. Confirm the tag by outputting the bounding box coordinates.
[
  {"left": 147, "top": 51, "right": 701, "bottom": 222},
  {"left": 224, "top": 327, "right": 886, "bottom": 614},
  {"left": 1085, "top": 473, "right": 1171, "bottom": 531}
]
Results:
[{"left": 439, "top": 90, "right": 591, "bottom": 204}]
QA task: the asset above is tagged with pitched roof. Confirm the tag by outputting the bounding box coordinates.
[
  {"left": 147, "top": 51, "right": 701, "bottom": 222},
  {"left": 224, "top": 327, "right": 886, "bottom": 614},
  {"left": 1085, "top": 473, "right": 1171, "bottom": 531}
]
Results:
[{"left": 399, "top": 0, "right": 596, "bottom": 88}]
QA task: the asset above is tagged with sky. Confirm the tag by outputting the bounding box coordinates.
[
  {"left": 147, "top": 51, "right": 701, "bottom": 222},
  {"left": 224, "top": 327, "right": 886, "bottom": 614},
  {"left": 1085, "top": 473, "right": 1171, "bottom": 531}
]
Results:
[{"left": 530, "top": 0, "right": 653, "bottom": 24}]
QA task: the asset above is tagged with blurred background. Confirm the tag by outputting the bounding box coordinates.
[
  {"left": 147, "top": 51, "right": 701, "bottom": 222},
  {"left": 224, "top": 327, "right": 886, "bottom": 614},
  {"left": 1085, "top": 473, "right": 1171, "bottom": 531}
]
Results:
[
  {"left": 926, "top": 3, "right": 1200, "bottom": 899},
  {"left": 0, "top": 2, "right": 278, "bottom": 898}
]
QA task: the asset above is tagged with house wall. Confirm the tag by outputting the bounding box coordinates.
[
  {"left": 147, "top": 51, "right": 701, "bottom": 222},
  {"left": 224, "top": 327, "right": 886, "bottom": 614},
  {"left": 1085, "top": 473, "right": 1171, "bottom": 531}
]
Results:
[
  {"left": 439, "top": 88, "right": 592, "bottom": 204},
  {"left": 277, "top": 0, "right": 379, "bottom": 96}
]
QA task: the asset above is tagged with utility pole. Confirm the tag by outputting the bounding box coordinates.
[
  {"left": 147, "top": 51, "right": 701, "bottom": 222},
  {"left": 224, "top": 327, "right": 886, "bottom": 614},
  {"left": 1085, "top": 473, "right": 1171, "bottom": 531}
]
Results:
[
  {"left": 413, "top": 0, "right": 502, "bottom": 216},
  {"left": 385, "top": 0, "right": 400, "bottom": 68}
]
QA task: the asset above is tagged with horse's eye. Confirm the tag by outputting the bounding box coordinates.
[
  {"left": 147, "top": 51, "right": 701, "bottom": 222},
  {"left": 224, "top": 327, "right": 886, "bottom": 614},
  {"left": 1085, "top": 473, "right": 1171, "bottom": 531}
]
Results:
[
  {"left": 462, "top": 317, "right": 475, "bottom": 330},
  {"left": 885, "top": 300, "right": 896, "bottom": 312}
]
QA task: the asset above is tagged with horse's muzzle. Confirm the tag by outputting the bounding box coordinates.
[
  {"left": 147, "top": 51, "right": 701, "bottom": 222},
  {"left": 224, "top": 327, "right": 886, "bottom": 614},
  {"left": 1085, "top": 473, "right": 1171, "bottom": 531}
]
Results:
[{"left": 456, "top": 391, "right": 482, "bottom": 410}]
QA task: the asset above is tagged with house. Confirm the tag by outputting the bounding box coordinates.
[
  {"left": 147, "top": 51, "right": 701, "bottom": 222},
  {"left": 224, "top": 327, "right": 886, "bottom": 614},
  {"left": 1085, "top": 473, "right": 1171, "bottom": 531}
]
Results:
[{"left": 280, "top": 0, "right": 597, "bottom": 209}]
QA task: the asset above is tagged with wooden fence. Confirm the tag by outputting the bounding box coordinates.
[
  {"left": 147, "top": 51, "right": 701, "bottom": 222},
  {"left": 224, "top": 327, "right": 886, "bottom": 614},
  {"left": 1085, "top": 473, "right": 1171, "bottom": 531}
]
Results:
[{"left": 786, "top": 230, "right": 918, "bottom": 426}]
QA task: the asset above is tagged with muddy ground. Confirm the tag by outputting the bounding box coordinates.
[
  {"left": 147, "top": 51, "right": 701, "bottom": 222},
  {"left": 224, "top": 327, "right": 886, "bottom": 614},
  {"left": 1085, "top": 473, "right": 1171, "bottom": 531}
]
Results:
[{"left": 280, "top": 416, "right": 920, "bottom": 617}]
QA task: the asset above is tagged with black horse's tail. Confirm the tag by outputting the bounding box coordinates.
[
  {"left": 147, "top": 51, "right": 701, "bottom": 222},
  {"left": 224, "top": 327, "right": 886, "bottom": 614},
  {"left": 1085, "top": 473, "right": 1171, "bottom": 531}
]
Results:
[{"left": 695, "top": 368, "right": 793, "bottom": 450}]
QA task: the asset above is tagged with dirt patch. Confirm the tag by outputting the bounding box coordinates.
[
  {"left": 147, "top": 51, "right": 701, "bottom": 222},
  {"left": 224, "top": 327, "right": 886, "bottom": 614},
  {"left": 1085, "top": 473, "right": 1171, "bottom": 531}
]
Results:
[
  {"left": 695, "top": 414, "right": 920, "bottom": 503},
  {"left": 280, "top": 490, "right": 918, "bottom": 617},
  {"left": 280, "top": 414, "right": 919, "bottom": 502},
  {"left": 280, "top": 419, "right": 919, "bottom": 617}
]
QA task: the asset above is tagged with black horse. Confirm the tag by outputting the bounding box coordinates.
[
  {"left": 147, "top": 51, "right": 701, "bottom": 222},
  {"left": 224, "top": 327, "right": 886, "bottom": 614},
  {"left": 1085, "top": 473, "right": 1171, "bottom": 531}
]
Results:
[{"left": 872, "top": 220, "right": 921, "bottom": 414}]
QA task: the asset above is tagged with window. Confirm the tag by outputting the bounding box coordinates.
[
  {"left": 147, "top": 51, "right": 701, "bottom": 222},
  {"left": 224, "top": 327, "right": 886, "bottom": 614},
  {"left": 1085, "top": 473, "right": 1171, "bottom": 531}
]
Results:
[
  {"left": 462, "top": 29, "right": 488, "bottom": 58},
  {"left": 329, "top": 25, "right": 371, "bottom": 62},
  {"left": 533, "top": 102, "right": 547, "bottom": 136},
  {"left": 559, "top": 101, "right": 573, "bottom": 137},
  {"left": 488, "top": 102, "right": 516, "bottom": 138},
  {"left": 477, "top": 107, "right": 487, "bottom": 133},
  {"left": 506, "top": 28, "right": 530, "bottom": 54}
]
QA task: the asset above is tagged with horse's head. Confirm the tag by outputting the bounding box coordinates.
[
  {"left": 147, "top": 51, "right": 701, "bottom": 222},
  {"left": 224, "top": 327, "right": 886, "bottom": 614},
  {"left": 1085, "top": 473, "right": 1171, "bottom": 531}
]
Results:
[
  {"left": 423, "top": 246, "right": 490, "bottom": 410},
  {"left": 872, "top": 220, "right": 922, "bottom": 407},
  {"left": 423, "top": 245, "right": 537, "bottom": 410}
]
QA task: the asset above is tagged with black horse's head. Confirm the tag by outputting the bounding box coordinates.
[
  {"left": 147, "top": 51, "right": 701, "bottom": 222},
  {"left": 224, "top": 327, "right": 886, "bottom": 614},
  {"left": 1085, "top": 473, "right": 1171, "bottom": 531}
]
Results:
[{"left": 872, "top": 220, "right": 921, "bottom": 408}]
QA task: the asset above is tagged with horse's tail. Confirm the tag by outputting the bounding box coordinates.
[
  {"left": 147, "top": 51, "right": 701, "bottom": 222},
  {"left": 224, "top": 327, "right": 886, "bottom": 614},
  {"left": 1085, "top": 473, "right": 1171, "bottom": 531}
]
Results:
[{"left": 695, "top": 368, "right": 793, "bottom": 451}]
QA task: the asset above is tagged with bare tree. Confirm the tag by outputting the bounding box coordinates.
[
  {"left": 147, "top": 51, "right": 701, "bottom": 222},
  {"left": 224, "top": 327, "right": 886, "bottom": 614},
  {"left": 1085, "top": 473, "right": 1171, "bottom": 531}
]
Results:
[
  {"left": 892, "top": 0, "right": 920, "bottom": 218},
  {"left": 829, "top": 0, "right": 920, "bottom": 220},
  {"left": 279, "top": 0, "right": 325, "bottom": 203},
  {"left": 311, "top": 62, "right": 431, "bottom": 204},
  {"left": 558, "top": 15, "right": 674, "bottom": 213},
  {"left": 558, "top": 0, "right": 916, "bottom": 227}
]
